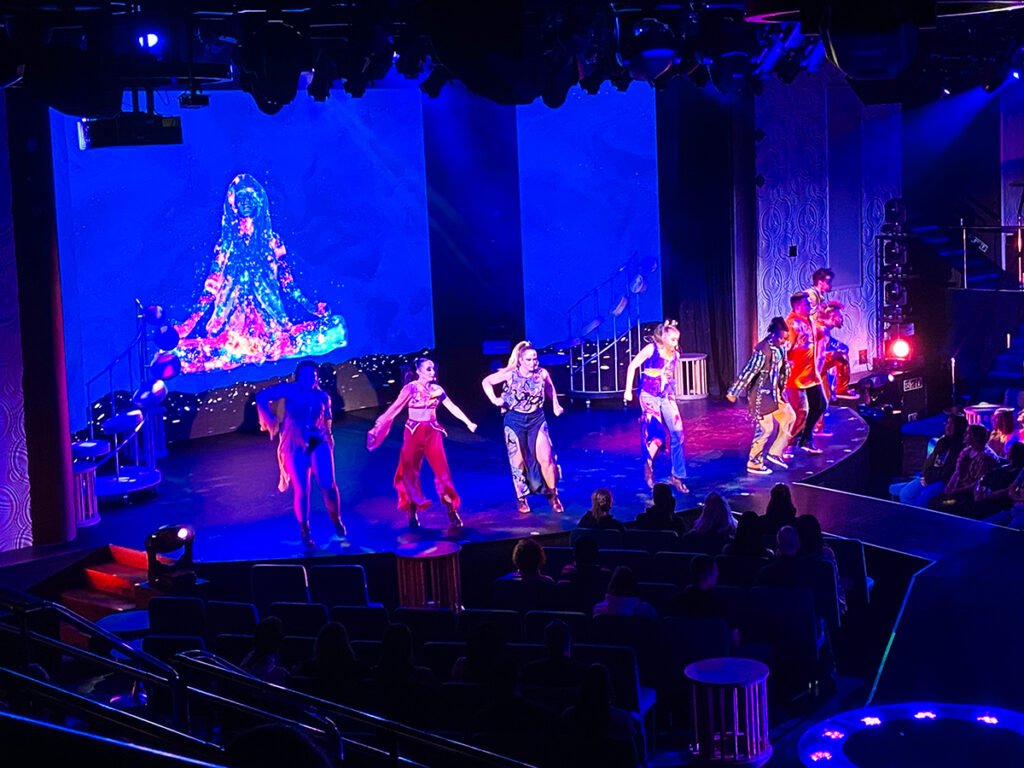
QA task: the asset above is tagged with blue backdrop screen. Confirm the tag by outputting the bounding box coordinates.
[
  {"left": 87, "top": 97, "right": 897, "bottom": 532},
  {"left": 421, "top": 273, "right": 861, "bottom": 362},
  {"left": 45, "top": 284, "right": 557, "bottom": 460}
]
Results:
[
  {"left": 52, "top": 91, "right": 433, "bottom": 427},
  {"left": 517, "top": 85, "right": 662, "bottom": 347}
]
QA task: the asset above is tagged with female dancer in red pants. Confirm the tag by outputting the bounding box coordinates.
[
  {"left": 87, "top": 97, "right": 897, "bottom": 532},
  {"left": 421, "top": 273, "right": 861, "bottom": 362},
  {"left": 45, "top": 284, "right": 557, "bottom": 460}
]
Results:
[{"left": 367, "top": 358, "right": 477, "bottom": 528}]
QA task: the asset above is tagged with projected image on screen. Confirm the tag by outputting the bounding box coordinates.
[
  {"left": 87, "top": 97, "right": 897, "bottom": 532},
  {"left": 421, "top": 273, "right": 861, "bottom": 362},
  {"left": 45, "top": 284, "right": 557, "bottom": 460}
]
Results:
[{"left": 174, "top": 173, "right": 347, "bottom": 373}]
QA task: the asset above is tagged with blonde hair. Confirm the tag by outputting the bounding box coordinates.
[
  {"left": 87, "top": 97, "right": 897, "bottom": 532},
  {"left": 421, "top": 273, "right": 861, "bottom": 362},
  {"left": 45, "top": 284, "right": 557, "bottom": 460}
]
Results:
[
  {"left": 505, "top": 341, "right": 535, "bottom": 371},
  {"left": 652, "top": 319, "right": 680, "bottom": 348},
  {"left": 590, "top": 488, "right": 613, "bottom": 520},
  {"left": 691, "top": 492, "right": 738, "bottom": 536}
]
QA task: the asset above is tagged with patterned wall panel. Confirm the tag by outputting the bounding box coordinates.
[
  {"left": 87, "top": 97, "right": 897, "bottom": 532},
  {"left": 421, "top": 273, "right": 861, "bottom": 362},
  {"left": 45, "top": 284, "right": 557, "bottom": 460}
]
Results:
[
  {"left": 0, "top": 134, "right": 32, "bottom": 551},
  {"left": 755, "top": 67, "right": 900, "bottom": 370}
]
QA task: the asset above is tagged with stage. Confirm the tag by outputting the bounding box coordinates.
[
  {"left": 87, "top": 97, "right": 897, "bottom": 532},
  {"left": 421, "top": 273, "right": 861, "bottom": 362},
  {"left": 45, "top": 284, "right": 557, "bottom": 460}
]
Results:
[{"left": 71, "top": 400, "right": 870, "bottom": 563}]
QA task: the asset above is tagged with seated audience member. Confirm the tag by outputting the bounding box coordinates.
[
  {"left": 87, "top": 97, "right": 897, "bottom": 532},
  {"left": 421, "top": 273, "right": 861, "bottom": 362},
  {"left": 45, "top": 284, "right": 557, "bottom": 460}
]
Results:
[
  {"left": 634, "top": 482, "right": 686, "bottom": 532},
  {"left": 974, "top": 441, "right": 1024, "bottom": 517},
  {"left": 794, "top": 513, "right": 845, "bottom": 612},
  {"left": 577, "top": 488, "right": 626, "bottom": 532},
  {"left": 890, "top": 413, "right": 967, "bottom": 508},
  {"left": 241, "top": 616, "right": 289, "bottom": 686},
  {"left": 988, "top": 408, "right": 1017, "bottom": 460},
  {"left": 936, "top": 424, "right": 1000, "bottom": 515},
  {"left": 759, "top": 525, "right": 801, "bottom": 572},
  {"left": 723, "top": 511, "right": 774, "bottom": 558},
  {"left": 593, "top": 566, "right": 657, "bottom": 618},
  {"left": 293, "top": 621, "right": 361, "bottom": 700},
  {"left": 500, "top": 538, "right": 555, "bottom": 582},
  {"left": 986, "top": 463, "right": 1024, "bottom": 529},
  {"left": 680, "top": 492, "right": 737, "bottom": 554},
  {"left": 760, "top": 483, "right": 797, "bottom": 541},
  {"left": 560, "top": 664, "right": 639, "bottom": 767},
  {"left": 452, "top": 623, "right": 514, "bottom": 688},
  {"left": 469, "top": 662, "right": 552, "bottom": 762},
  {"left": 520, "top": 619, "right": 586, "bottom": 689},
  {"left": 369, "top": 623, "right": 437, "bottom": 686},
  {"left": 1008, "top": 410, "right": 1024, "bottom": 454},
  {"left": 668, "top": 555, "right": 740, "bottom": 648},
  {"left": 560, "top": 536, "right": 610, "bottom": 608}
]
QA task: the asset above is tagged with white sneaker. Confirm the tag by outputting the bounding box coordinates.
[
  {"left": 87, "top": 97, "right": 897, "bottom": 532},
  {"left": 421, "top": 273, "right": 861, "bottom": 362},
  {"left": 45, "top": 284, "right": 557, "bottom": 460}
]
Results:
[
  {"left": 765, "top": 454, "right": 790, "bottom": 470},
  {"left": 746, "top": 463, "right": 772, "bottom": 475}
]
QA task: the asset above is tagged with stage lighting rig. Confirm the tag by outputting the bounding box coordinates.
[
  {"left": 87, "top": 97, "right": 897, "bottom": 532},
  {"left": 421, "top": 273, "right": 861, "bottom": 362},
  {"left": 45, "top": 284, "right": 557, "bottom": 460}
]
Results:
[{"left": 239, "top": 22, "right": 310, "bottom": 115}]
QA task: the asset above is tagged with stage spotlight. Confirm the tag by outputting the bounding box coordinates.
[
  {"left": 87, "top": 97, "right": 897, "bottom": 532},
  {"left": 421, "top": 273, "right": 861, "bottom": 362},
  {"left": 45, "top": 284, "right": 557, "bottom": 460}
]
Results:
[
  {"left": 617, "top": 17, "right": 677, "bottom": 82},
  {"left": 888, "top": 338, "right": 911, "bottom": 360},
  {"left": 238, "top": 23, "right": 310, "bottom": 115},
  {"left": 137, "top": 33, "right": 160, "bottom": 51},
  {"left": 150, "top": 352, "right": 182, "bottom": 381},
  {"left": 145, "top": 524, "right": 196, "bottom": 591}
]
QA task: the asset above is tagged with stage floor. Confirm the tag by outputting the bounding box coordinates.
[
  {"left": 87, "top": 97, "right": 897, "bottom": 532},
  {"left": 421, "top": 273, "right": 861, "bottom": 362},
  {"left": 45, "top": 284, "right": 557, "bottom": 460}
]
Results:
[{"left": 75, "top": 400, "right": 868, "bottom": 562}]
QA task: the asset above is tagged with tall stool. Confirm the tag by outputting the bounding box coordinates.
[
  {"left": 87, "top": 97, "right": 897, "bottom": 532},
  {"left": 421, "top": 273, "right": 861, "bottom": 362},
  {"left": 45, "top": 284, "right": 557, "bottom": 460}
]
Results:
[
  {"left": 685, "top": 657, "right": 771, "bottom": 767},
  {"left": 71, "top": 439, "right": 111, "bottom": 528},
  {"left": 676, "top": 353, "right": 709, "bottom": 400},
  {"left": 964, "top": 403, "right": 1000, "bottom": 428},
  {"left": 396, "top": 541, "right": 462, "bottom": 611}
]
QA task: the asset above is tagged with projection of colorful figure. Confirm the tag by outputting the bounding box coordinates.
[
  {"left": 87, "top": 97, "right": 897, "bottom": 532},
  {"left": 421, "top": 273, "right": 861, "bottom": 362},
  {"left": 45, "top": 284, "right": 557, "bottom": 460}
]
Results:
[{"left": 175, "top": 174, "right": 347, "bottom": 373}]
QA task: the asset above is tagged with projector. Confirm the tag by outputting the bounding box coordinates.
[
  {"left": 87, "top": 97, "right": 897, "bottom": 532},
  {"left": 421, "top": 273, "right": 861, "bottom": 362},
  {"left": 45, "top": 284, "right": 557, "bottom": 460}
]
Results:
[{"left": 77, "top": 111, "right": 183, "bottom": 150}]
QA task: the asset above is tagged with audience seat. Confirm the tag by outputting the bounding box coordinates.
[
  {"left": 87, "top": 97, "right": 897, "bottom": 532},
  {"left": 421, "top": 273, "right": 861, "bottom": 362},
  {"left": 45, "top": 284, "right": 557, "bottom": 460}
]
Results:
[
  {"left": 205, "top": 601, "right": 258, "bottom": 641},
  {"left": 542, "top": 546, "right": 575, "bottom": 578},
  {"left": 523, "top": 610, "right": 590, "bottom": 643},
  {"left": 213, "top": 633, "right": 253, "bottom": 665},
  {"left": 459, "top": 608, "right": 522, "bottom": 643},
  {"left": 597, "top": 549, "right": 655, "bottom": 582},
  {"left": 142, "top": 634, "right": 205, "bottom": 661},
  {"left": 828, "top": 537, "right": 873, "bottom": 605},
  {"left": 654, "top": 551, "right": 699, "bottom": 585},
  {"left": 570, "top": 528, "right": 623, "bottom": 550},
  {"left": 148, "top": 596, "right": 206, "bottom": 637},
  {"left": 268, "top": 601, "right": 329, "bottom": 637},
  {"left": 393, "top": 607, "right": 458, "bottom": 644},
  {"left": 492, "top": 579, "right": 559, "bottom": 612},
  {"left": 329, "top": 605, "right": 390, "bottom": 641},
  {"left": 638, "top": 582, "right": 676, "bottom": 615},
  {"left": 250, "top": 564, "right": 309, "bottom": 613},
  {"left": 309, "top": 564, "right": 377, "bottom": 607},
  {"left": 350, "top": 639, "right": 382, "bottom": 668},
  {"left": 715, "top": 555, "right": 770, "bottom": 587},
  {"left": 622, "top": 529, "right": 681, "bottom": 553},
  {"left": 747, "top": 586, "right": 820, "bottom": 697},
  {"left": 422, "top": 641, "right": 468, "bottom": 681},
  {"left": 590, "top": 615, "right": 663, "bottom": 688},
  {"left": 573, "top": 643, "right": 656, "bottom": 759}
]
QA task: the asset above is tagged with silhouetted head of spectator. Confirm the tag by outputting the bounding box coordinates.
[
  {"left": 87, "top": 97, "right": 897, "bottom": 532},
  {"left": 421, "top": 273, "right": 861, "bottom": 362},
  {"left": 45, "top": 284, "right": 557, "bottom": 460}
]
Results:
[
  {"left": 795, "top": 514, "right": 825, "bottom": 558},
  {"left": 544, "top": 619, "right": 572, "bottom": 658},
  {"left": 380, "top": 623, "right": 414, "bottom": 669},
  {"left": 573, "top": 535, "right": 599, "bottom": 568},
  {"left": 225, "top": 723, "right": 334, "bottom": 768},
  {"left": 967, "top": 424, "right": 990, "bottom": 451},
  {"left": 1010, "top": 441, "right": 1024, "bottom": 470},
  {"left": 606, "top": 566, "right": 641, "bottom": 598},
  {"left": 253, "top": 616, "right": 284, "bottom": 658},
  {"left": 765, "top": 483, "right": 797, "bottom": 529},
  {"left": 692, "top": 492, "right": 737, "bottom": 536},
  {"left": 776, "top": 525, "right": 801, "bottom": 556},
  {"left": 314, "top": 621, "right": 355, "bottom": 669},
  {"left": 512, "top": 537, "right": 546, "bottom": 577},
  {"left": 733, "top": 510, "right": 763, "bottom": 550},
  {"left": 590, "top": 488, "right": 613, "bottom": 521},
  {"left": 944, "top": 413, "right": 969, "bottom": 442},
  {"left": 650, "top": 483, "right": 675, "bottom": 517},
  {"left": 689, "top": 555, "right": 718, "bottom": 591}
]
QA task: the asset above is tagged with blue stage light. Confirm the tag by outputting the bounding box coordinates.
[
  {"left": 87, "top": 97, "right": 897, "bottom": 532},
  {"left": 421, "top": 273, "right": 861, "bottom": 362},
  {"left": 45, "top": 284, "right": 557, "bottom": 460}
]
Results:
[{"left": 137, "top": 33, "right": 160, "bottom": 50}]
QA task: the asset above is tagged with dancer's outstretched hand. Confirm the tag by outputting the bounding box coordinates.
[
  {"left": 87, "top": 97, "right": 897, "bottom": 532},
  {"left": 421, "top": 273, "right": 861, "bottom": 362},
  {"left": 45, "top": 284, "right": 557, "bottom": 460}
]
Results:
[
  {"left": 553, "top": 403, "right": 564, "bottom": 417},
  {"left": 623, "top": 390, "right": 633, "bottom": 404}
]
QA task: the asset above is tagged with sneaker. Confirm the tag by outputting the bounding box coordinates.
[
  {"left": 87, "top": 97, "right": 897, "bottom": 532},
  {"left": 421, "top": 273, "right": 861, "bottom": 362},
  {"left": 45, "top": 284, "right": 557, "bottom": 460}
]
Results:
[
  {"left": 549, "top": 494, "right": 565, "bottom": 514},
  {"left": 835, "top": 390, "right": 860, "bottom": 401},
  {"left": 765, "top": 454, "right": 790, "bottom": 470},
  {"left": 746, "top": 463, "right": 772, "bottom": 475},
  {"left": 517, "top": 497, "right": 531, "bottom": 515},
  {"left": 800, "top": 443, "right": 824, "bottom": 455}
]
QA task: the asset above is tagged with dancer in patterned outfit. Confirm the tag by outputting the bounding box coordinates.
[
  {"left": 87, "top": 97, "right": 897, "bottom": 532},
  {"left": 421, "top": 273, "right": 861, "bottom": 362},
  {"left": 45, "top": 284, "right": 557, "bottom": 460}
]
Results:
[
  {"left": 624, "top": 320, "right": 689, "bottom": 493},
  {"left": 368, "top": 358, "right": 476, "bottom": 528},
  {"left": 482, "top": 342, "right": 565, "bottom": 514},
  {"left": 784, "top": 292, "right": 826, "bottom": 456},
  {"left": 727, "top": 317, "right": 794, "bottom": 475},
  {"left": 256, "top": 360, "right": 345, "bottom": 550}
]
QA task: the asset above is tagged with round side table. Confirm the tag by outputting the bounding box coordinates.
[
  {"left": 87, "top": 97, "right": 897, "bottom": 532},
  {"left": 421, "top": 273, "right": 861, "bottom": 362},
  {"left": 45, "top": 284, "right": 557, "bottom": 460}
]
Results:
[
  {"left": 395, "top": 541, "right": 462, "bottom": 611},
  {"left": 685, "top": 657, "right": 772, "bottom": 767}
]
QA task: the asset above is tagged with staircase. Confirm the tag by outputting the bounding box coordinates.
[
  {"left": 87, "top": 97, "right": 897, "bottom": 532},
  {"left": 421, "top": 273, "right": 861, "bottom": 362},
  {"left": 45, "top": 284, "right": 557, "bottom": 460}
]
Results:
[
  {"left": 906, "top": 219, "right": 1021, "bottom": 290},
  {"left": 979, "top": 321, "right": 1024, "bottom": 404},
  {"left": 57, "top": 545, "right": 148, "bottom": 626}
]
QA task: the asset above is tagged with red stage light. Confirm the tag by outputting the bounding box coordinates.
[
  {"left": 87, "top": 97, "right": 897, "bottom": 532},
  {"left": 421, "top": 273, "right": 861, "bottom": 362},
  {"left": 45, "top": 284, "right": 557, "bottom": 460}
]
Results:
[{"left": 889, "top": 338, "right": 911, "bottom": 359}]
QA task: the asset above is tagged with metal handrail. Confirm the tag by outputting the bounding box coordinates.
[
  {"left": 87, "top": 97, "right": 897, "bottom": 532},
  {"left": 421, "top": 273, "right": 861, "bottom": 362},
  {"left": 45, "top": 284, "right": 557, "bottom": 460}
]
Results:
[
  {"left": 174, "top": 651, "right": 538, "bottom": 768},
  {"left": 0, "top": 666, "right": 221, "bottom": 761},
  {"left": 0, "top": 593, "right": 188, "bottom": 728}
]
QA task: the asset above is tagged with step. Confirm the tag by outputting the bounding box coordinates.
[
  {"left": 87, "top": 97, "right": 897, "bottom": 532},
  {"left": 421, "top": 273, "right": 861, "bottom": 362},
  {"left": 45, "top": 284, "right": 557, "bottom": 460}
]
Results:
[
  {"left": 84, "top": 562, "right": 147, "bottom": 598},
  {"left": 110, "top": 544, "right": 148, "bottom": 570},
  {"left": 59, "top": 588, "right": 137, "bottom": 623}
]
